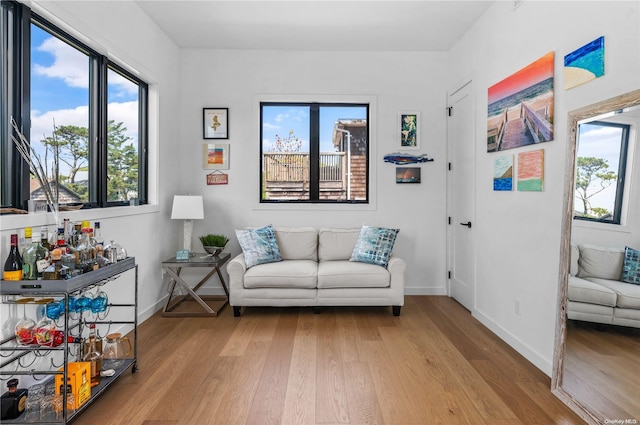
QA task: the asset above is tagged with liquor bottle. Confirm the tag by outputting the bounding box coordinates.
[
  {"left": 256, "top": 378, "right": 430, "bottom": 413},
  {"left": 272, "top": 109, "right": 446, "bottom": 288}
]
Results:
[
  {"left": 39, "top": 226, "right": 52, "bottom": 251},
  {"left": 93, "top": 222, "right": 104, "bottom": 246},
  {"left": 3, "top": 234, "right": 23, "bottom": 281},
  {"left": 22, "top": 233, "right": 48, "bottom": 280},
  {"left": 19, "top": 227, "right": 32, "bottom": 255},
  {"left": 0, "top": 378, "right": 28, "bottom": 420},
  {"left": 83, "top": 324, "right": 102, "bottom": 387}
]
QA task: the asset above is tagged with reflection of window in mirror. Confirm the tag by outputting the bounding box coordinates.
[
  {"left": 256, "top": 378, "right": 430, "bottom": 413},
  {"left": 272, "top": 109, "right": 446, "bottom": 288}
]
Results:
[{"left": 574, "top": 121, "right": 630, "bottom": 224}]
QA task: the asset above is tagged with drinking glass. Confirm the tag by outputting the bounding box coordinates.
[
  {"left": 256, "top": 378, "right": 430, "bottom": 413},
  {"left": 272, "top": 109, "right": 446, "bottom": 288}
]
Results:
[{"left": 15, "top": 298, "right": 36, "bottom": 345}]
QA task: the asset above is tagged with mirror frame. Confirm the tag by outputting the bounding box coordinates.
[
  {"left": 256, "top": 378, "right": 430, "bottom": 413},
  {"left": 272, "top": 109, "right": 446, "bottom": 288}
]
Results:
[{"left": 551, "top": 88, "right": 640, "bottom": 425}]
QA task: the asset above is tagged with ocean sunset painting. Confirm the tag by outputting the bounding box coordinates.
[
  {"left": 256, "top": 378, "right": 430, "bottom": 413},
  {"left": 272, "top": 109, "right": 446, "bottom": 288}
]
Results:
[
  {"left": 487, "top": 52, "right": 554, "bottom": 152},
  {"left": 564, "top": 36, "right": 605, "bottom": 90}
]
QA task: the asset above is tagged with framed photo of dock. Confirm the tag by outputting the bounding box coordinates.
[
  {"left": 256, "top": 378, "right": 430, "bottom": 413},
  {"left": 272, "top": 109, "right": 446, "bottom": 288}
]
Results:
[
  {"left": 399, "top": 111, "right": 420, "bottom": 150},
  {"left": 487, "top": 52, "right": 554, "bottom": 152}
]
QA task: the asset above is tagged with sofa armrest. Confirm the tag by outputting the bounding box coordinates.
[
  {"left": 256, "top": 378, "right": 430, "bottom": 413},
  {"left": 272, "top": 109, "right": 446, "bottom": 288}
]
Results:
[
  {"left": 387, "top": 255, "right": 407, "bottom": 306},
  {"left": 226, "top": 253, "right": 247, "bottom": 299}
]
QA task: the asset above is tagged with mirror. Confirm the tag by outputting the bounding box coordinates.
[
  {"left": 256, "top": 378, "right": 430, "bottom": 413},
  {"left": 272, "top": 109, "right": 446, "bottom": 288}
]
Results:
[{"left": 552, "top": 89, "right": 640, "bottom": 425}]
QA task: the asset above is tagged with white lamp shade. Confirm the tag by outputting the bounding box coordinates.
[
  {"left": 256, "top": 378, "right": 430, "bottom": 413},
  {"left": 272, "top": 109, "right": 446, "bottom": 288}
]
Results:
[{"left": 171, "top": 195, "right": 204, "bottom": 220}]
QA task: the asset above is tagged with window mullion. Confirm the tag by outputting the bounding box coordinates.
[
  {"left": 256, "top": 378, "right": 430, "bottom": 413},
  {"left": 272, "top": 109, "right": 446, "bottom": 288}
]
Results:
[
  {"left": 88, "top": 54, "right": 107, "bottom": 207},
  {"left": 309, "top": 103, "right": 319, "bottom": 201}
]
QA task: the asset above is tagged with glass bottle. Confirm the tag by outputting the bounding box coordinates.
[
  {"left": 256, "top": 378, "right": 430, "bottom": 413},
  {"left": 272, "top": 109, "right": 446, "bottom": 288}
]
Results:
[
  {"left": 0, "top": 378, "right": 28, "bottom": 420},
  {"left": 39, "top": 226, "right": 51, "bottom": 252},
  {"left": 93, "top": 222, "right": 104, "bottom": 247},
  {"left": 20, "top": 227, "right": 32, "bottom": 255},
  {"left": 83, "top": 324, "right": 102, "bottom": 387},
  {"left": 3, "top": 234, "right": 23, "bottom": 281},
  {"left": 77, "top": 228, "right": 97, "bottom": 272},
  {"left": 22, "top": 235, "right": 48, "bottom": 280}
]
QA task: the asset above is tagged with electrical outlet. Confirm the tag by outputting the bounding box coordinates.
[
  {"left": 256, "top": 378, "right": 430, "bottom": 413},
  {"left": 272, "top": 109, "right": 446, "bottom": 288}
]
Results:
[{"left": 514, "top": 299, "right": 521, "bottom": 316}]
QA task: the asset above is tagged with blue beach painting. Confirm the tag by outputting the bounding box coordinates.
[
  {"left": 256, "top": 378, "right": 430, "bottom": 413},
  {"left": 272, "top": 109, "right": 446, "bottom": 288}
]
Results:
[
  {"left": 493, "top": 155, "right": 513, "bottom": 191},
  {"left": 564, "top": 36, "right": 605, "bottom": 90}
]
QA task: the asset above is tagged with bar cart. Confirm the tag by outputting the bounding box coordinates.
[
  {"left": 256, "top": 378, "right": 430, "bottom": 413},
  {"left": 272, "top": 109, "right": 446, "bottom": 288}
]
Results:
[{"left": 0, "top": 257, "right": 138, "bottom": 423}]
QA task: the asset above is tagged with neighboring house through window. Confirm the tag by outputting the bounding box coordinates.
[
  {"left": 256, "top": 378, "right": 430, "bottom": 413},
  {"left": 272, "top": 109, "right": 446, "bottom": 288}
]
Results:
[{"left": 260, "top": 102, "right": 369, "bottom": 203}]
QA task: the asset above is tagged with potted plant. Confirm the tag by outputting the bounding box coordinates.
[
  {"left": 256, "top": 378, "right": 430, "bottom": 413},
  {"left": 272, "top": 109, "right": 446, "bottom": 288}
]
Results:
[{"left": 199, "top": 234, "right": 229, "bottom": 256}]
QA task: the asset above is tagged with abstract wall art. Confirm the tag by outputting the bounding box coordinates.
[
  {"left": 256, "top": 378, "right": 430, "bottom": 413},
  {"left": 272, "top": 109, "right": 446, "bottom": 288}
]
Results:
[
  {"left": 517, "top": 149, "right": 544, "bottom": 192},
  {"left": 493, "top": 155, "right": 513, "bottom": 191},
  {"left": 564, "top": 36, "right": 605, "bottom": 90}
]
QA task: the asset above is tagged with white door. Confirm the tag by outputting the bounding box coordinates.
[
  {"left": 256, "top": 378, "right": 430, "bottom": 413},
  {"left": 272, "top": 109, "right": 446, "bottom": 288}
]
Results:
[{"left": 447, "top": 81, "right": 475, "bottom": 311}]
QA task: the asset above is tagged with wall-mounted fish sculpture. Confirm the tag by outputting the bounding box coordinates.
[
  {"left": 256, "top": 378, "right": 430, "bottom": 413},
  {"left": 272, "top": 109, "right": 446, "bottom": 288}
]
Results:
[{"left": 383, "top": 153, "right": 434, "bottom": 165}]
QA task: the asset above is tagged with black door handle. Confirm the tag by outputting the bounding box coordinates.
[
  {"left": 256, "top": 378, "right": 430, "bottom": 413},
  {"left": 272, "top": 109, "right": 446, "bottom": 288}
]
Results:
[{"left": 460, "top": 221, "right": 472, "bottom": 228}]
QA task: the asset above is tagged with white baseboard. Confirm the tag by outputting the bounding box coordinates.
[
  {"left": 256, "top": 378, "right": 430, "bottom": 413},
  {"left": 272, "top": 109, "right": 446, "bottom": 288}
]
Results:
[
  {"left": 473, "top": 307, "right": 553, "bottom": 376},
  {"left": 405, "top": 286, "right": 448, "bottom": 296}
]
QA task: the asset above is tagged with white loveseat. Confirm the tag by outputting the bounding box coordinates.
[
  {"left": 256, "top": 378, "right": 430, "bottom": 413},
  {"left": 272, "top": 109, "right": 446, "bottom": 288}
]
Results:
[
  {"left": 226, "top": 227, "right": 406, "bottom": 317},
  {"left": 568, "top": 244, "right": 640, "bottom": 328}
]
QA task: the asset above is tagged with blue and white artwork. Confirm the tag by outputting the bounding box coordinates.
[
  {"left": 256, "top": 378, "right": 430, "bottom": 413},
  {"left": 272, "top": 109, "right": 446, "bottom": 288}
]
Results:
[
  {"left": 493, "top": 155, "right": 513, "bottom": 191},
  {"left": 564, "top": 36, "right": 605, "bottom": 90}
]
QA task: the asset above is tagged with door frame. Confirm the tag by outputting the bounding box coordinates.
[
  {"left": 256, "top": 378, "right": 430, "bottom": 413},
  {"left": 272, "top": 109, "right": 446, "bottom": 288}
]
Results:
[{"left": 446, "top": 79, "right": 477, "bottom": 312}]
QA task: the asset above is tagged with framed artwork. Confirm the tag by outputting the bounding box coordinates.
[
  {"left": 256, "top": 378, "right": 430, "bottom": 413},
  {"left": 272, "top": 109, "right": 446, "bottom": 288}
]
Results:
[
  {"left": 487, "top": 52, "right": 554, "bottom": 152},
  {"left": 203, "top": 144, "right": 230, "bottom": 170},
  {"left": 564, "top": 36, "right": 605, "bottom": 90},
  {"left": 399, "top": 111, "right": 420, "bottom": 150},
  {"left": 493, "top": 155, "right": 513, "bottom": 191},
  {"left": 396, "top": 167, "right": 421, "bottom": 184},
  {"left": 517, "top": 149, "right": 544, "bottom": 191},
  {"left": 203, "top": 108, "right": 228, "bottom": 139}
]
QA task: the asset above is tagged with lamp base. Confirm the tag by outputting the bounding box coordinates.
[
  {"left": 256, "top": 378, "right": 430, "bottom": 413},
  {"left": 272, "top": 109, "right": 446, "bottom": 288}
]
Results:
[{"left": 183, "top": 219, "right": 194, "bottom": 253}]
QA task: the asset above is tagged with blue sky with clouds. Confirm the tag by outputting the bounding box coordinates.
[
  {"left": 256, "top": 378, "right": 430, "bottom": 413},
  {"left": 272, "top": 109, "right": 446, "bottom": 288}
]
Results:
[{"left": 262, "top": 105, "right": 366, "bottom": 153}]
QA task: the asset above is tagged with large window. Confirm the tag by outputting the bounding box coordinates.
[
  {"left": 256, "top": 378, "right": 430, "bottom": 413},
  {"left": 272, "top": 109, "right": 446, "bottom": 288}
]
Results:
[
  {"left": 1, "top": 1, "right": 147, "bottom": 210},
  {"left": 574, "top": 120, "right": 630, "bottom": 224},
  {"left": 260, "top": 102, "right": 368, "bottom": 203}
]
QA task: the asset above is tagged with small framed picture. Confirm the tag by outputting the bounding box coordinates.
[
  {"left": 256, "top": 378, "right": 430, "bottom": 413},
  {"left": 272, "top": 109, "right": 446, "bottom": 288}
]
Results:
[
  {"left": 399, "top": 111, "right": 420, "bottom": 150},
  {"left": 203, "top": 143, "right": 230, "bottom": 170},
  {"left": 203, "top": 108, "right": 228, "bottom": 139},
  {"left": 396, "top": 167, "right": 421, "bottom": 184}
]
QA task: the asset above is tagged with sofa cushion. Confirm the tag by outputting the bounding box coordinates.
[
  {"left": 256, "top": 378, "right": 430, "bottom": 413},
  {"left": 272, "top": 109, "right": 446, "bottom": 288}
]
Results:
[
  {"left": 235, "top": 224, "right": 282, "bottom": 268},
  {"left": 577, "top": 244, "right": 624, "bottom": 280},
  {"left": 243, "top": 260, "right": 318, "bottom": 289},
  {"left": 621, "top": 246, "right": 640, "bottom": 285},
  {"left": 586, "top": 278, "right": 640, "bottom": 309},
  {"left": 275, "top": 227, "right": 318, "bottom": 261},
  {"left": 567, "top": 275, "right": 617, "bottom": 307},
  {"left": 317, "top": 260, "right": 390, "bottom": 288},
  {"left": 318, "top": 228, "right": 360, "bottom": 261},
  {"left": 350, "top": 225, "right": 399, "bottom": 268}
]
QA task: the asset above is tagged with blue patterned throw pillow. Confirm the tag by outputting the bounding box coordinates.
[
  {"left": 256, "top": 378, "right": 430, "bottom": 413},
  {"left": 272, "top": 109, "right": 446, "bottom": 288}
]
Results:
[
  {"left": 235, "top": 224, "right": 282, "bottom": 268},
  {"left": 350, "top": 225, "right": 399, "bottom": 268},
  {"left": 621, "top": 246, "right": 640, "bottom": 285}
]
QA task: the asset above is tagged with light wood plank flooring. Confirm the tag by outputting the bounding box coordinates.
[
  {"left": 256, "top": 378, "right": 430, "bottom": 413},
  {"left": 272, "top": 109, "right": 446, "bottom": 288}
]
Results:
[
  {"left": 72, "top": 296, "right": 585, "bottom": 425},
  {"left": 562, "top": 320, "right": 640, "bottom": 422}
]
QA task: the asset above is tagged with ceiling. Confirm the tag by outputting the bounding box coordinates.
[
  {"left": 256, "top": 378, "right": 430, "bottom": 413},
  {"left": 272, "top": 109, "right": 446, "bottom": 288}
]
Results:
[{"left": 134, "top": 1, "right": 495, "bottom": 52}]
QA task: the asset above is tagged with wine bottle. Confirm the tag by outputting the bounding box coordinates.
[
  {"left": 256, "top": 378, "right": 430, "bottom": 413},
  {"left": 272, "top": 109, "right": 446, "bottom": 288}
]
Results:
[
  {"left": 83, "top": 324, "right": 102, "bottom": 387},
  {"left": 3, "top": 234, "right": 23, "bottom": 281}
]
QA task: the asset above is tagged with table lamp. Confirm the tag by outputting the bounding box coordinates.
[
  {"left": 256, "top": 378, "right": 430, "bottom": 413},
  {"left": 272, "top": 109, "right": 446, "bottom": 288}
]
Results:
[{"left": 171, "top": 195, "right": 204, "bottom": 255}]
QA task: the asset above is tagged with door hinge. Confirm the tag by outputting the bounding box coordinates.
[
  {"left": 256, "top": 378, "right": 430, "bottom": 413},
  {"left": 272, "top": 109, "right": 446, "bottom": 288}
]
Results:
[
  {"left": 448, "top": 271, "right": 451, "bottom": 279},
  {"left": 448, "top": 162, "right": 452, "bottom": 171},
  {"left": 446, "top": 106, "right": 453, "bottom": 117},
  {"left": 448, "top": 216, "right": 451, "bottom": 225}
]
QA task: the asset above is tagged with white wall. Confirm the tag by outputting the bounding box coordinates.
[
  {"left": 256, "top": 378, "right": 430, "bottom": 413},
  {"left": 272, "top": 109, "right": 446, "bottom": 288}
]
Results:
[
  {"left": 448, "top": 1, "right": 640, "bottom": 374},
  {"left": 176, "top": 49, "right": 451, "bottom": 295},
  {"left": 1, "top": 0, "right": 182, "bottom": 323}
]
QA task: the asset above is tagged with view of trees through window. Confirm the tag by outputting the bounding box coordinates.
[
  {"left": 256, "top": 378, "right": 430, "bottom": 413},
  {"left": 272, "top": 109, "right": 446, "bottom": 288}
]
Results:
[
  {"left": 261, "top": 103, "right": 369, "bottom": 203},
  {"left": 574, "top": 121, "right": 629, "bottom": 224},
  {"left": 29, "top": 22, "right": 140, "bottom": 205}
]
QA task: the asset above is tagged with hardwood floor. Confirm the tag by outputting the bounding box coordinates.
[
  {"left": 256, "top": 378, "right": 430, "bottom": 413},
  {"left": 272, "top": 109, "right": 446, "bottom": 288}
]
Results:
[
  {"left": 72, "top": 296, "right": 585, "bottom": 425},
  {"left": 562, "top": 320, "right": 640, "bottom": 422}
]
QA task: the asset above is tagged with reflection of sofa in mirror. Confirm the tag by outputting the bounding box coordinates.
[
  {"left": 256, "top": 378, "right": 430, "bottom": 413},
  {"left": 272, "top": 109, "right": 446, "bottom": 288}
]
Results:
[{"left": 567, "top": 244, "right": 640, "bottom": 328}]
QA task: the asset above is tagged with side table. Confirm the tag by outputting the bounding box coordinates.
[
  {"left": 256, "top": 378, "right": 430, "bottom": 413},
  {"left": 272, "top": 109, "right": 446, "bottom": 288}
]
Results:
[{"left": 161, "top": 252, "right": 231, "bottom": 317}]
